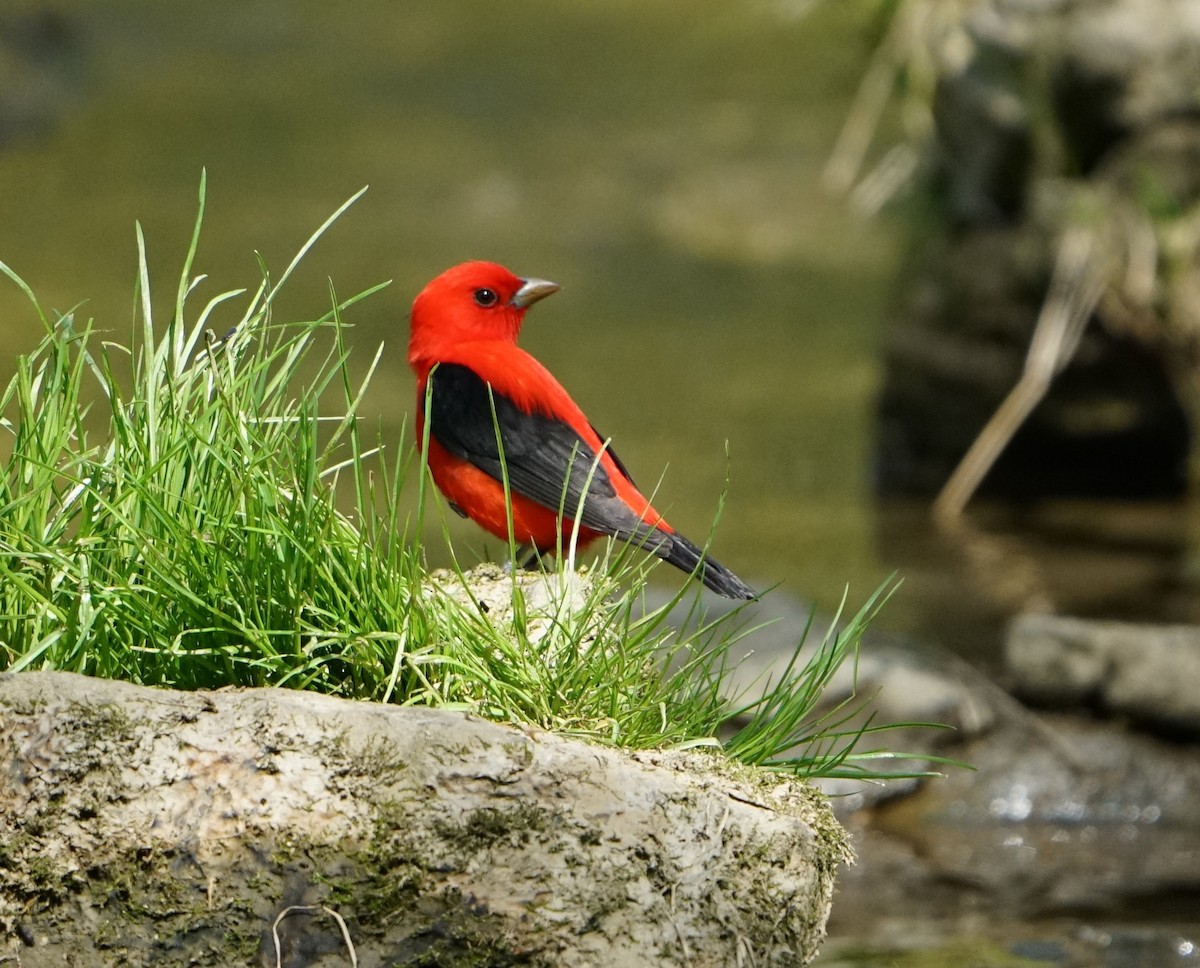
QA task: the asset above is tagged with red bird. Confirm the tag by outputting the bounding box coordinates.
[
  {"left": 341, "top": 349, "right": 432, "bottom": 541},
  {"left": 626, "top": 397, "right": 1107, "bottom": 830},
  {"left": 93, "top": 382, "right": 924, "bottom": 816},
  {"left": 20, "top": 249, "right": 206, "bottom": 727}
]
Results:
[{"left": 408, "top": 261, "right": 756, "bottom": 600}]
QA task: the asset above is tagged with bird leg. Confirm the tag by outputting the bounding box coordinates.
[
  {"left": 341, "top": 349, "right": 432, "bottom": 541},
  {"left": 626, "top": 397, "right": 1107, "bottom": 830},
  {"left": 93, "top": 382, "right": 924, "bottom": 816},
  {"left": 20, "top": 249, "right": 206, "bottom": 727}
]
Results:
[{"left": 508, "top": 544, "right": 545, "bottom": 572}]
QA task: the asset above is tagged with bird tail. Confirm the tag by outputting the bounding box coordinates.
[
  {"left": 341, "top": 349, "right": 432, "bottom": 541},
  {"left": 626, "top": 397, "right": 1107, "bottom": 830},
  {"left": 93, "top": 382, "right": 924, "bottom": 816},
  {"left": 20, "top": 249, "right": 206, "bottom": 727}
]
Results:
[{"left": 656, "top": 531, "right": 757, "bottom": 600}]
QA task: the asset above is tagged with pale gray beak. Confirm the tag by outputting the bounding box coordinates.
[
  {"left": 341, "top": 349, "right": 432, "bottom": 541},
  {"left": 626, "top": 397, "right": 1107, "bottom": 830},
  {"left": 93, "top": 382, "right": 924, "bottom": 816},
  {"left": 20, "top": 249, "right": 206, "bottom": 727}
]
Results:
[{"left": 510, "top": 277, "right": 560, "bottom": 309}]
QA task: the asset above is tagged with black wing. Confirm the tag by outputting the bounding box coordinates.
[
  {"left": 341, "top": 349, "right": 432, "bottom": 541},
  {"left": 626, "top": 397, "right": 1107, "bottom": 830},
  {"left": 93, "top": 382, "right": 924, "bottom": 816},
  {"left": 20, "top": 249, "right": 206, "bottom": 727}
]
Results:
[
  {"left": 425, "top": 363, "right": 658, "bottom": 543},
  {"left": 426, "top": 363, "right": 757, "bottom": 600}
]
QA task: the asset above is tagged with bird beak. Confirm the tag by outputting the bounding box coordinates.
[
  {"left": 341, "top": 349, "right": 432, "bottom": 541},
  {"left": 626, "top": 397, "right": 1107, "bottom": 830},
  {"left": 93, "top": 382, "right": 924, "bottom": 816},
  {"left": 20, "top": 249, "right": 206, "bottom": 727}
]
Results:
[{"left": 510, "top": 277, "right": 560, "bottom": 309}]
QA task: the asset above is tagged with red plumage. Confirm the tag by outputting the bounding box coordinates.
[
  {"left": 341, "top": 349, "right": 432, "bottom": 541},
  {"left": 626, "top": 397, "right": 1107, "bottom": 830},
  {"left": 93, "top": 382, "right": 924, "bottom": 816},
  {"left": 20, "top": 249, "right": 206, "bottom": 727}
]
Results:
[{"left": 407, "top": 261, "right": 755, "bottom": 599}]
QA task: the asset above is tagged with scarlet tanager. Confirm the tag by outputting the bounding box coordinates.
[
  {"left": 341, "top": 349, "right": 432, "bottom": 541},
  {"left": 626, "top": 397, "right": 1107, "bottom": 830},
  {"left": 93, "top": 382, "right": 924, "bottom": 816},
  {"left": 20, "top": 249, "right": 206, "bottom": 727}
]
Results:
[{"left": 408, "top": 261, "right": 756, "bottom": 600}]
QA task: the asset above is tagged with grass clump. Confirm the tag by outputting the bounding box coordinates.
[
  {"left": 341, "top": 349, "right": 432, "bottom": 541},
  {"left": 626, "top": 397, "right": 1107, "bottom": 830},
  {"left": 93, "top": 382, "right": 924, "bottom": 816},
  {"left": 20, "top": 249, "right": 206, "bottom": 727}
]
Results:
[
  {"left": 0, "top": 177, "right": 931, "bottom": 781},
  {"left": 0, "top": 179, "right": 411, "bottom": 696}
]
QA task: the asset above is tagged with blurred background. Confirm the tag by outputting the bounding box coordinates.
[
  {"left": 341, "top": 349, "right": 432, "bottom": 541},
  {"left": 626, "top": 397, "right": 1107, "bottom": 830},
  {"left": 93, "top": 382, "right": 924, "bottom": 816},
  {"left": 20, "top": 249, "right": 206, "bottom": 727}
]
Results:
[
  {"left": 4, "top": 0, "right": 1200, "bottom": 965},
  {"left": 0, "top": 0, "right": 902, "bottom": 625}
]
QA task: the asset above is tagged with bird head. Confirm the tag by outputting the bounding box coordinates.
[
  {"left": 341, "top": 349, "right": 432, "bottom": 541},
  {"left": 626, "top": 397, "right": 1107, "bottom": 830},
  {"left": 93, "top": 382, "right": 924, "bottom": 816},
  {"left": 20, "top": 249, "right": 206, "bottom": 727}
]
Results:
[{"left": 408, "top": 261, "right": 559, "bottom": 365}]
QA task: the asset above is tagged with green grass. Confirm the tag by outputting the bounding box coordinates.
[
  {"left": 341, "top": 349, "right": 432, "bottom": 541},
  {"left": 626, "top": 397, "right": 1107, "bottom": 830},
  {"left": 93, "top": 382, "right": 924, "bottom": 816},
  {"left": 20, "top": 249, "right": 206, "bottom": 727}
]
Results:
[{"left": 0, "top": 177, "right": 937, "bottom": 781}]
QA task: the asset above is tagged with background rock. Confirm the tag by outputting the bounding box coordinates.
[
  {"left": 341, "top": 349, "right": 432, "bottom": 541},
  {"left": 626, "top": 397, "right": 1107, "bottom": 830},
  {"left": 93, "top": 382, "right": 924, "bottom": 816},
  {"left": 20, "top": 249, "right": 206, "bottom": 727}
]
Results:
[
  {"left": 1006, "top": 612, "right": 1200, "bottom": 735},
  {"left": 683, "top": 591, "right": 1200, "bottom": 922},
  {"left": 0, "top": 670, "right": 846, "bottom": 968},
  {"left": 875, "top": 0, "right": 1200, "bottom": 498}
]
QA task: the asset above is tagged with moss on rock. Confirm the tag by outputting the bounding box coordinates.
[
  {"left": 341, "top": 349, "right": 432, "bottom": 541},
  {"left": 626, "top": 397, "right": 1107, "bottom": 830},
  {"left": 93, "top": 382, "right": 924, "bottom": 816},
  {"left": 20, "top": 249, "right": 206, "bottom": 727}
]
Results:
[{"left": 1, "top": 671, "right": 847, "bottom": 966}]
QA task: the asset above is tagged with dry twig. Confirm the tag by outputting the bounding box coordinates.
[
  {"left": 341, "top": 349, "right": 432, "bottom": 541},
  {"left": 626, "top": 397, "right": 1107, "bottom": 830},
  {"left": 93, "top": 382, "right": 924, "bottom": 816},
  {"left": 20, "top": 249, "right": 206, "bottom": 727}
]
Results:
[{"left": 933, "top": 226, "right": 1107, "bottom": 522}]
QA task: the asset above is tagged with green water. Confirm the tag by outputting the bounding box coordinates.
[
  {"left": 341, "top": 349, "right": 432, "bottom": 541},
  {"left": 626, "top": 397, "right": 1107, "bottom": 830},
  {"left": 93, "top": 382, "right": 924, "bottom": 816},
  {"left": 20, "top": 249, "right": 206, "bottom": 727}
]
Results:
[{"left": 0, "top": 0, "right": 901, "bottom": 614}]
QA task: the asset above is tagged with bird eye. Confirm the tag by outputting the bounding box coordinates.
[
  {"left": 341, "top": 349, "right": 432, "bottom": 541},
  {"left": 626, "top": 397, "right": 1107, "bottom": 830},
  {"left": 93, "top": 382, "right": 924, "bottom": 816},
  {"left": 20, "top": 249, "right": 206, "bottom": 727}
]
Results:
[{"left": 473, "top": 288, "right": 499, "bottom": 308}]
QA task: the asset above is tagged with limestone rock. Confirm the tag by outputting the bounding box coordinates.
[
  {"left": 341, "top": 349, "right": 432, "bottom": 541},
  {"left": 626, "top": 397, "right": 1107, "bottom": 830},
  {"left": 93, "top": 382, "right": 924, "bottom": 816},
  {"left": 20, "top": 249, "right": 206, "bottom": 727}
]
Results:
[{"left": 0, "top": 670, "right": 847, "bottom": 967}]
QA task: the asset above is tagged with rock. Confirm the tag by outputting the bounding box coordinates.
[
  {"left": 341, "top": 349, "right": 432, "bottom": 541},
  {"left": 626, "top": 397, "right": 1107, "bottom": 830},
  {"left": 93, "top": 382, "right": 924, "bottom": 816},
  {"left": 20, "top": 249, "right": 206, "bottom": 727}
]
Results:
[
  {"left": 1052, "top": 0, "right": 1200, "bottom": 172},
  {"left": 674, "top": 588, "right": 1006, "bottom": 806},
  {"left": 0, "top": 670, "right": 848, "bottom": 968},
  {"left": 683, "top": 593, "right": 1200, "bottom": 919},
  {"left": 875, "top": 223, "right": 1192, "bottom": 498},
  {"left": 816, "top": 637, "right": 1200, "bottom": 922},
  {"left": 858, "top": 709, "right": 1200, "bottom": 916},
  {"left": 873, "top": 0, "right": 1200, "bottom": 499},
  {"left": 1006, "top": 612, "right": 1200, "bottom": 735},
  {"left": 429, "top": 561, "right": 594, "bottom": 650}
]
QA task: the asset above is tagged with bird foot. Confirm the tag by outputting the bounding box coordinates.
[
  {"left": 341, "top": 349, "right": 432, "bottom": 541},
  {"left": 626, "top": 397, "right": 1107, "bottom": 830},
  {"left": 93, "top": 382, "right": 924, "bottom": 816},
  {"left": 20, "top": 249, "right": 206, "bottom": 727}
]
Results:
[{"left": 504, "top": 544, "right": 545, "bottom": 573}]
